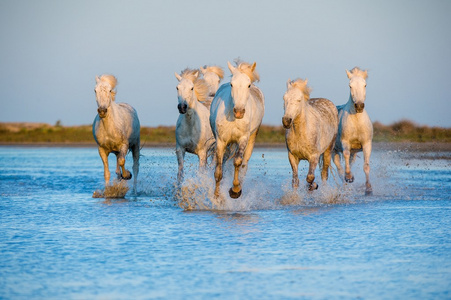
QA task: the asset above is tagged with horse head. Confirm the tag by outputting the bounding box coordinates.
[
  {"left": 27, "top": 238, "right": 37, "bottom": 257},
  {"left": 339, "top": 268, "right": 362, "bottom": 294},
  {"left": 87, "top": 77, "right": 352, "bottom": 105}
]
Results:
[
  {"left": 175, "top": 70, "right": 208, "bottom": 114},
  {"left": 94, "top": 75, "right": 117, "bottom": 118},
  {"left": 228, "top": 61, "right": 258, "bottom": 119},
  {"left": 346, "top": 67, "right": 368, "bottom": 113},
  {"left": 282, "top": 78, "right": 311, "bottom": 129},
  {"left": 201, "top": 66, "right": 224, "bottom": 96}
]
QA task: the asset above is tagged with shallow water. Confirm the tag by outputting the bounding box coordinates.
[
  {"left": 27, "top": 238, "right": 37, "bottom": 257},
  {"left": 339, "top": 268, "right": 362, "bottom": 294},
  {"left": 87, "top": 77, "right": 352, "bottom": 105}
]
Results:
[{"left": 0, "top": 146, "right": 450, "bottom": 299}]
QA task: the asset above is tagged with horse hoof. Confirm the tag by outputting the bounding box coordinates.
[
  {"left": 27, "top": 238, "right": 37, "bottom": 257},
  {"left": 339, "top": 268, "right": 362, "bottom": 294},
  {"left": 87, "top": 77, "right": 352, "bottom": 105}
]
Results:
[
  {"left": 308, "top": 183, "right": 318, "bottom": 191},
  {"left": 229, "top": 188, "right": 242, "bottom": 199},
  {"left": 121, "top": 173, "right": 132, "bottom": 180},
  {"left": 345, "top": 176, "right": 354, "bottom": 183}
]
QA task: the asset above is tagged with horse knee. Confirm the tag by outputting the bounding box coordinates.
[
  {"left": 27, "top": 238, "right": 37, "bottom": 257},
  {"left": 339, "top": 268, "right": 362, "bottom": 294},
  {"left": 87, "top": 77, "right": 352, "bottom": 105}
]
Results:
[{"left": 118, "top": 157, "right": 125, "bottom": 166}]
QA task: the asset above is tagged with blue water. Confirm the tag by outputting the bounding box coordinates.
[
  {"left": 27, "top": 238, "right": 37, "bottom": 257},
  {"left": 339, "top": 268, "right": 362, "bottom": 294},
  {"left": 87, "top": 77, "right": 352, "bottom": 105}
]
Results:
[{"left": 1, "top": 146, "right": 450, "bottom": 299}]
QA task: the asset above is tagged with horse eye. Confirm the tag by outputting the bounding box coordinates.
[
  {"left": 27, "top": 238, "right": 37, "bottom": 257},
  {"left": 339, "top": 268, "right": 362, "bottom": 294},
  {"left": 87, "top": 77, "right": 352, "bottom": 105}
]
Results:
[
  {"left": 176, "top": 87, "right": 179, "bottom": 90},
  {"left": 248, "top": 84, "right": 251, "bottom": 88},
  {"left": 230, "top": 83, "right": 233, "bottom": 88},
  {"left": 191, "top": 87, "right": 194, "bottom": 91}
]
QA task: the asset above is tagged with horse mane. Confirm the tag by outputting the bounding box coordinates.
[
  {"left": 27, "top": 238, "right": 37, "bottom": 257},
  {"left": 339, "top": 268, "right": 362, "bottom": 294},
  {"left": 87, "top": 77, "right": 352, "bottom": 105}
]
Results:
[
  {"left": 348, "top": 67, "right": 368, "bottom": 79},
  {"left": 180, "top": 68, "right": 200, "bottom": 82},
  {"left": 290, "top": 78, "right": 311, "bottom": 100},
  {"left": 235, "top": 61, "right": 260, "bottom": 83},
  {"left": 98, "top": 74, "right": 117, "bottom": 101},
  {"left": 194, "top": 78, "right": 209, "bottom": 102},
  {"left": 202, "top": 65, "right": 224, "bottom": 79}
]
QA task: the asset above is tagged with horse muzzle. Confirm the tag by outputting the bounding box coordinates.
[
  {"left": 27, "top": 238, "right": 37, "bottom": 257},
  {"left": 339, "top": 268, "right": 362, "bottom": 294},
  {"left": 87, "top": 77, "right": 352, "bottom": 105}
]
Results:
[
  {"left": 355, "top": 103, "right": 365, "bottom": 113},
  {"left": 178, "top": 103, "right": 188, "bottom": 114},
  {"left": 97, "top": 107, "right": 108, "bottom": 118},
  {"left": 282, "top": 117, "right": 292, "bottom": 129},
  {"left": 233, "top": 108, "right": 245, "bottom": 119}
]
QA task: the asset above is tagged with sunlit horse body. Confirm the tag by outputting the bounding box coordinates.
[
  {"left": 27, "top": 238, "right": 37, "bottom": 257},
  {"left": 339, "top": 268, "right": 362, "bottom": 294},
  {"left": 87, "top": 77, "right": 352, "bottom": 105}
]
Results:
[
  {"left": 92, "top": 74, "right": 140, "bottom": 193},
  {"left": 282, "top": 79, "right": 338, "bottom": 191},
  {"left": 210, "top": 61, "right": 265, "bottom": 198},
  {"left": 175, "top": 68, "right": 215, "bottom": 183},
  {"left": 333, "top": 67, "right": 373, "bottom": 195}
]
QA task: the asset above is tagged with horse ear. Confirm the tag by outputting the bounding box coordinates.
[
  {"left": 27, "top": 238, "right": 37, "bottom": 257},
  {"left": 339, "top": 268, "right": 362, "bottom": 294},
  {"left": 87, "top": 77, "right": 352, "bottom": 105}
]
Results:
[
  {"left": 174, "top": 72, "right": 182, "bottom": 81},
  {"left": 363, "top": 70, "right": 368, "bottom": 79},
  {"left": 304, "top": 78, "right": 308, "bottom": 85},
  {"left": 200, "top": 66, "right": 206, "bottom": 74},
  {"left": 227, "top": 61, "right": 235, "bottom": 73},
  {"left": 251, "top": 62, "right": 257, "bottom": 72},
  {"left": 95, "top": 75, "right": 100, "bottom": 83},
  {"left": 286, "top": 79, "right": 292, "bottom": 88},
  {"left": 346, "top": 69, "right": 352, "bottom": 79},
  {"left": 194, "top": 70, "right": 199, "bottom": 78}
]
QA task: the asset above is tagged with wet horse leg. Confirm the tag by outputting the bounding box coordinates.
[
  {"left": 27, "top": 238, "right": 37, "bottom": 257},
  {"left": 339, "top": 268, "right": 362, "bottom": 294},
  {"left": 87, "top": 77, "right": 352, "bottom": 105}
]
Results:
[
  {"left": 333, "top": 151, "right": 344, "bottom": 180},
  {"left": 321, "top": 141, "right": 334, "bottom": 181},
  {"left": 131, "top": 143, "right": 140, "bottom": 194},
  {"left": 229, "top": 137, "right": 248, "bottom": 199},
  {"left": 288, "top": 151, "right": 300, "bottom": 189},
  {"left": 307, "top": 155, "right": 319, "bottom": 191},
  {"left": 214, "top": 140, "right": 226, "bottom": 198},
  {"left": 98, "top": 147, "right": 110, "bottom": 186},
  {"left": 117, "top": 144, "right": 132, "bottom": 180},
  {"left": 342, "top": 142, "right": 354, "bottom": 183},
  {"left": 362, "top": 142, "right": 372, "bottom": 195},
  {"left": 176, "top": 147, "right": 185, "bottom": 184}
]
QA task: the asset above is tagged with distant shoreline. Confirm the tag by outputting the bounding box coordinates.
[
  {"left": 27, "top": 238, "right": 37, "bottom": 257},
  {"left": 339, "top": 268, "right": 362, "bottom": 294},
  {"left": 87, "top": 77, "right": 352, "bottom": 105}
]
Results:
[{"left": 1, "top": 141, "right": 450, "bottom": 152}]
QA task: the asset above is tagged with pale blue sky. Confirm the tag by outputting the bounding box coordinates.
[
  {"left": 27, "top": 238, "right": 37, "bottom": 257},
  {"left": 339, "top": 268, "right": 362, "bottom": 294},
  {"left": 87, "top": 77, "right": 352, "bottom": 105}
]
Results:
[{"left": 1, "top": 0, "right": 450, "bottom": 127}]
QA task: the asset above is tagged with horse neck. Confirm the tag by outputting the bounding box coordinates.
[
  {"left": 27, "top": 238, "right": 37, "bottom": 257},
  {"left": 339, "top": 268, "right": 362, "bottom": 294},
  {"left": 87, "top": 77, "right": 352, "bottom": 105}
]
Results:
[
  {"left": 99, "top": 101, "right": 121, "bottom": 129},
  {"left": 291, "top": 100, "right": 309, "bottom": 134},
  {"left": 341, "top": 94, "right": 354, "bottom": 113},
  {"left": 185, "top": 99, "right": 202, "bottom": 121}
]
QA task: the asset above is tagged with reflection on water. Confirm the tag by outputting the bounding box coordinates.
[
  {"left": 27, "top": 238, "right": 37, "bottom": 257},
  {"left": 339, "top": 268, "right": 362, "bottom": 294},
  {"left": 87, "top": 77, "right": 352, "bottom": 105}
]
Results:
[{"left": 0, "top": 146, "right": 450, "bottom": 299}]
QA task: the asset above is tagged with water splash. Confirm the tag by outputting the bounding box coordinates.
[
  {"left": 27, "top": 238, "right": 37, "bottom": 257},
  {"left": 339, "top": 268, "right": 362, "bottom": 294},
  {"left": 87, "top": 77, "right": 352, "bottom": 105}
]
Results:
[{"left": 92, "top": 179, "right": 129, "bottom": 198}]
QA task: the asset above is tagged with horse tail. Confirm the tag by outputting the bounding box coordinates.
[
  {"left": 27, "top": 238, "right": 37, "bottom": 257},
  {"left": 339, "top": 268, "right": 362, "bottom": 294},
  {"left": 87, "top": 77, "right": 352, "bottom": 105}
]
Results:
[
  {"left": 206, "top": 138, "right": 216, "bottom": 165},
  {"left": 223, "top": 143, "right": 239, "bottom": 163}
]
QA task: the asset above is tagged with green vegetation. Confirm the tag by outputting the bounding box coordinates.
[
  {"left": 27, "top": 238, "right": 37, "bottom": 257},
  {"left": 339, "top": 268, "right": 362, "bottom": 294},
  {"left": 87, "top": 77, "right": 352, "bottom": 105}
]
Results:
[{"left": 0, "top": 120, "right": 450, "bottom": 145}]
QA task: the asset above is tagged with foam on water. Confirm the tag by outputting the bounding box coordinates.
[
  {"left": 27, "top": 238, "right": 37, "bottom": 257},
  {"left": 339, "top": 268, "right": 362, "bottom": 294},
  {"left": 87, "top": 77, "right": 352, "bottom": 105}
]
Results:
[{"left": 92, "top": 179, "right": 129, "bottom": 198}]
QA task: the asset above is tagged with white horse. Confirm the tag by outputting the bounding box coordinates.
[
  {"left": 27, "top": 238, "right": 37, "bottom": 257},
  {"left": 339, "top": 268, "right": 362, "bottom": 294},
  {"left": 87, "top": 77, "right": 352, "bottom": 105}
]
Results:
[
  {"left": 200, "top": 65, "right": 224, "bottom": 97},
  {"left": 333, "top": 67, "right": 373, "bottom": 195},
  {"left": 92, "top": 74, "right": 140, "bottom": 193},
  {"left": 282, "top": 78, "right": 338, "bottom": 191},
  {"left": 175, "top": 68, "right": 215, "bottom": 183},
  {"left": 210, "top": 61, "right": 265, "bottom": 198}
]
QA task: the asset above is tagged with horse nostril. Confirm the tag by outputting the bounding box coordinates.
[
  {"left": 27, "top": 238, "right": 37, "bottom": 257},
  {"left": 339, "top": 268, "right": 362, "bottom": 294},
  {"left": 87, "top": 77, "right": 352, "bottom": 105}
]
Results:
[
  {"left": 282, "top": 117, "right": 292, "bottom": 128},
  {"left": 97, "top": 107, "right": 107, "bottom": 115},
  {"left": 355, "top": 103, "right": 365, "bottom": 112}
]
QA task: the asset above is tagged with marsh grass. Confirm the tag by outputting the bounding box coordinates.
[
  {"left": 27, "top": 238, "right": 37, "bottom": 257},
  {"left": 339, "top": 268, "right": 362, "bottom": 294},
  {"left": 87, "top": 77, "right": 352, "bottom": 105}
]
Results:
[{"left": 1, "top": 120, "right": 450, "bottom": 145}]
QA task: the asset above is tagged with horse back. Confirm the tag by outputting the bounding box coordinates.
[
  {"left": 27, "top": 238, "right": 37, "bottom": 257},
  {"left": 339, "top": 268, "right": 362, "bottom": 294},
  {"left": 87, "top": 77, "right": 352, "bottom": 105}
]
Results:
[{"left": 309, "top": 98, "right": 338, "bottom": 128}]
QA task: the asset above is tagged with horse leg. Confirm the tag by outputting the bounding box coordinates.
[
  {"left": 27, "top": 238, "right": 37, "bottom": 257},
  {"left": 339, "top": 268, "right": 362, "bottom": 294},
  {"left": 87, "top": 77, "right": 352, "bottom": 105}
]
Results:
[
  {"left": 343, "top": 143, "right": 354, "bottom": 183},
  {"left": 118, "top": 145, "right": 132, "bottom": 180},
  {"left": 241, "top": 130, "right": 258, "bottom": 172},
  {"left": 229, "top": 138, "right": 248, "bottom": 199},
  {"left": 333, "top": 151, "right": 344, "bottom": 180},
  {"left": 321, "top": 144, "right": 333, "bottom": 182},
  {"left": 176, "top": 147, "right": 185, "bottom": 185},
  {"left": 307, "top": 155, "right": 319, "bottom": 191},
  {"left": 214, "top": 140, "right": 226, "bottom": 198},
  {"left": 131, "top": 143, "right": 140, "bottom": 194},
  {"left": 288, "top": 151, "right": 300, "bottom": 189},
  {"left": 98, "top": 147, "right": 110, "bottom": 186},
  {"left": 363, "top": 142, "right": 373, "bottom": 195}
]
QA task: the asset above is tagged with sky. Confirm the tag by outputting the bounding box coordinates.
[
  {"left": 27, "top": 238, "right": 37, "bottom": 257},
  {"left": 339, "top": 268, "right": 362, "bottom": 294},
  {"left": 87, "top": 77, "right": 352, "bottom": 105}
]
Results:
[{"left": 0, "top": 0, "right": 450, "bottom": 127}]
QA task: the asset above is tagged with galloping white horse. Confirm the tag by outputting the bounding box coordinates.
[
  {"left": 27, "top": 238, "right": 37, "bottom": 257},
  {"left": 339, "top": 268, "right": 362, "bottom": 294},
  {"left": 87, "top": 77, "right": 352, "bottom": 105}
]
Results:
[
  {"left": 210, "top": 61, "right": 265, "bottom": 198},
  {"left": 175, "top": 68, "right": 215, "bottom": 183},
  {"left": 282, "top": 79, "right": 338, "bottom": 191},
  {"left": 200, "top": 65, "right": 224, "bottom": 97},
  {"left": 333, "top": 67, "right": 373, "bottom": 195},
  {"left": 92, "top": 74, "right": 140, "bottom": 193}
]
